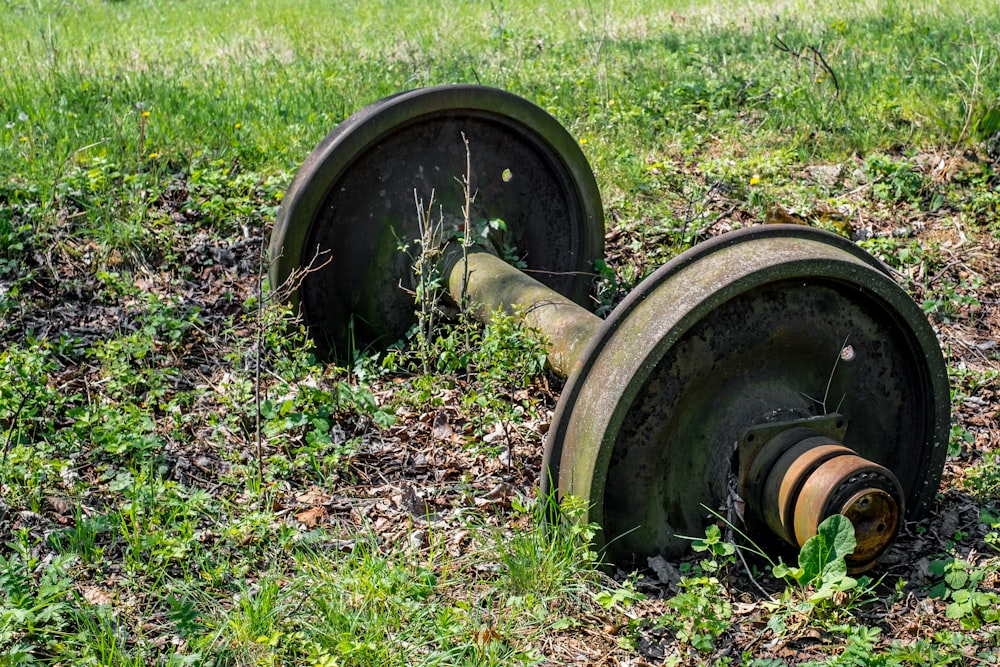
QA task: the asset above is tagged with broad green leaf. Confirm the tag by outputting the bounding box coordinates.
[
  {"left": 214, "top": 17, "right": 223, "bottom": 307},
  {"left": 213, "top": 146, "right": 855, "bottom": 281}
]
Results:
[
  {"left": 797, "top": 514, "right": 856, "bottom": 586},
  {"left": 373, "top": 410, "right": 396, "bottom": 429},
  {"left": 691, "top": 524, "right": 722, "bottom": 552},
  {"left": 550, "top": 617, "right": 576, "bottom": 630},
  {"left": 928, "top": 582, "right": 948, "bottom": 599},
  {"left": 972, "top": 591, "right": 994, "bottom": 608},
  {"left": 772, "top": 562, "right": 804, "bottom": 582},
  {"left": 927, "top": 559, "right": 948, "bottom": 576},
  {"left": 945, "top": 602, "right": 964, "bottom": 619},
  {"left": 950, "top": 589, "right": 970, "bottom": 604},
  {"left": 944, "top": 567, "right": 969, "bottom": 590},
  {"left": 979, "top": 107, "right": 1000, "bottom": 137}
]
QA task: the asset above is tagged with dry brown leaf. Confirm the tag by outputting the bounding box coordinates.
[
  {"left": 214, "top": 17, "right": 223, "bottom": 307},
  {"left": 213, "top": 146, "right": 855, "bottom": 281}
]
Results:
[
  {"left": 765, "top": 204, "right": 808, "bottom": 226},
  {"left": 82, "top": 586, "right": 113, "bottom": 605},
  {"left": 431, "top": 411, "right": 453, "bottom": 440},
  {"left": 647, "top": 555, "right": 680, "bottom": 587},
  {"left": 474, "top": 627, "right": 502, "bottom": 645},
  {"left": 295, "top": 486, "right": 332, "bottom": 505},
  {"left": 46, "top": 496, "right": 73, "bottom": 516},
  {"left": 447, "top": 529, "right": 470, "bottom": 557},
  {"left": 295, "top": 506, "right": 326, "bottom": 527}
]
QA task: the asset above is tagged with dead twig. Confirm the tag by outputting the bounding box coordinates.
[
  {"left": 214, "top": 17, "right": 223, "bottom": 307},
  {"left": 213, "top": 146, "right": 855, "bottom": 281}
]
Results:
[
  {"left": 254, "top": 243, "right": 333, "bottom": 482},
  {"left": 268, "top": 244, "right": 334, "bottom": 303},
  {"left": 773, "top": 34, "right": 840, "bottom": 97}
]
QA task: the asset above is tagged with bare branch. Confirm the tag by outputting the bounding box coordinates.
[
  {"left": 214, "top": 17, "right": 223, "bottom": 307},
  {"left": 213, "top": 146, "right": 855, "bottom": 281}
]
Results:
[{"left": 773, "top": 34, "right": 841, "bottom": 97}]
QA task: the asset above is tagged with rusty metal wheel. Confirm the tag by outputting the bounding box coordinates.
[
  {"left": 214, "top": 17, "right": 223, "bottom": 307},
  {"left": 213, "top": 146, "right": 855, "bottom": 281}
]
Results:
[
  {"left": 269, "top": 85, "right": 604, "bottom": 360},
  {"left": 543, "top": 224, "right": 950, "bottom": 568}
]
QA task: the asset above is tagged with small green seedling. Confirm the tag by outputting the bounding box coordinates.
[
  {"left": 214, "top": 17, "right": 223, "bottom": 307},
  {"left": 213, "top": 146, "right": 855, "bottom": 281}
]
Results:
[
  {"left": 690, "top": 523, "right": 737, "bottom": 573},
  {"left": 929, "top": 557, "right": 1000, "bottom": 629}
]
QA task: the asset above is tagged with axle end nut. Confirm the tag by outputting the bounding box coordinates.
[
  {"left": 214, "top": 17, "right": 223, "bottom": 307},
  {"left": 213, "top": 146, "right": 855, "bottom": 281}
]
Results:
[
  {"left": 757, "top": 432, "right": 904, "bottom": 572},
  {"left": 793, "top": 459, "right": 903, "bottom": 571}
]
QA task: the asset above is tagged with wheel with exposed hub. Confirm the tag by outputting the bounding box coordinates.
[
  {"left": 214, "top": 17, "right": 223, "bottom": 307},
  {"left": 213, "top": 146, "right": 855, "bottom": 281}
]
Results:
[{"left": 542, "top": 225, "right": 950, "bottom": 569}]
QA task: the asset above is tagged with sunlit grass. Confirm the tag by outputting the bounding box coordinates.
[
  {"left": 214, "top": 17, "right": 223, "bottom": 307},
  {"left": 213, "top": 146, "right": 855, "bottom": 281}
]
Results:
[{"left": 3, "top": 0, "right": 997, "bottom": 188}]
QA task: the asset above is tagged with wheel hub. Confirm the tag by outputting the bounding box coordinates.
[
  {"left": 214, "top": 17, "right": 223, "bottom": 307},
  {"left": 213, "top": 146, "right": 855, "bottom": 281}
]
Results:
[{"left": 745, "top": 423, "right": 904, "bottom": 570}]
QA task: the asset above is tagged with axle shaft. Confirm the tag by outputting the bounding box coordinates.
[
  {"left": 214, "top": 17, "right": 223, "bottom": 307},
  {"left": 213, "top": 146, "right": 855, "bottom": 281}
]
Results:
[{"left": 444, "top": 248, "right": 601, "bottom": 378}]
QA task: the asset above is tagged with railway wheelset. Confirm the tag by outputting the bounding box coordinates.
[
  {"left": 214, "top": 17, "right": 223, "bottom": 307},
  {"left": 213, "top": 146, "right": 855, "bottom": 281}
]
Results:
[{"left": 269, "top": 85, "right": 949, "bottom": 572}]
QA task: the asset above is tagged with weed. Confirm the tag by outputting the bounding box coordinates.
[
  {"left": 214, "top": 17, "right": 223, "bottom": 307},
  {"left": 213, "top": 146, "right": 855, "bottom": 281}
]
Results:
[
  {"left": 922, "top": 277, "right": 983, "bottom": 322},
  {"left": 866, "top": 156, "right": 927, "bottom": 205},
  {"left": 0, "top": 206, "right": 32, "bottom": 279},
  {"left": 386, "top": 309, "right": 547, "bottom": 452},
  {"left": 649, "top": 523, "right": 739, "bottom": 653},
  {"left": 0, "top": 531, "right": 77, "bottom": 661},
  {"left": 405, "top": 189, "right": 447, "bottom": 375},
  {"left": 663, "top": 568, "right": 733, "bottom": 653},
  {"left": 983, "top": 509, "right": 1000, "bottom": 553},
  {"left": 772, "top": 515, "right": 869, "bottom": 604},
  {"left": 928, "top": 556, "right": 1000, "bottom": 629},
  {"left": 47, "top": 512, "right": 112, "bottom": 567},
  {"left": 222, "top": 301, "right": 396, "bottom": 485},
  {"left": 592, "top": 578, "right": 644, "bottom": 611},
  {"left": 496, "top": 494, "right": 600, "bottom": 601},
  {"left": 963, "top": 165, "right": 1000, "bottom": 234},
  {"left": 948, "top": 423, "right": 975, "bottom": 458},
  {"left": 800, "top": 625, "right": 888, "bottom": 667},
  {"left": 962, "top": 450, "right": 1000, "bottom": 500},
  {"left": 461, "top": 310, "right": 547, "bottom": 448},
  {"left": 1, "top": 342, "right": 64, "bottom": 460},
  {"left": 856, "top": 236, "right": 928, "bottom": 272},
  {"left": 688, "top": 523, "right": 737, "bottom": 573},
  {"left": 187, "top": 158, "right": 285, "bottom": 235}
]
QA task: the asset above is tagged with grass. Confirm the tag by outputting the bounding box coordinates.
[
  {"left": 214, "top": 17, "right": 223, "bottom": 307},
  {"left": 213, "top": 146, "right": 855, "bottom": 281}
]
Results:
[{"left": 2, "top": 0, "right": 1000, "bottom": 664}]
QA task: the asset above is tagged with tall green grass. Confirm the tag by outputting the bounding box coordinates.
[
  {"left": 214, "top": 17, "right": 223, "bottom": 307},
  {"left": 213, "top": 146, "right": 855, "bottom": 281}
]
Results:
[{"left": 3, "top": 0, "right": 997, "bottom": 203}]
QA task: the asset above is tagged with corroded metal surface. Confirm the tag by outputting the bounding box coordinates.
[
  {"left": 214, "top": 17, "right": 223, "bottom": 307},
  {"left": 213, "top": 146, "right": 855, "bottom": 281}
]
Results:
[
  {"left": 444, "top": 248, "right": 601, "bottom": 377},
  {"left": 750, "top": 428, "right": 904, "bottom": 570},
  {"left": 269, "top": 85, "right": 604, "bottom": 359},
  {"left": 839, "top": 488, "right": 901, "bottom": 569},
  {"left": 543, "top": 225, "right": 950, "bottom": 569},
  {"left": 789, "top": 452, "right": 903, "bottom": 551},
  {"left": 738, "top": 416, "right": 848, "bottom": 504},
  {"left": 769, "top": 440, "right": 855, "bottom": 545}
]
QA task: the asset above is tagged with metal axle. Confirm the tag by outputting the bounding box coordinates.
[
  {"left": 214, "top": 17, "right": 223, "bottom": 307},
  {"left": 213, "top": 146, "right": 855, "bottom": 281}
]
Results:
[{"left": 444, "top": 248, "right": 600, "bottom": 377}]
